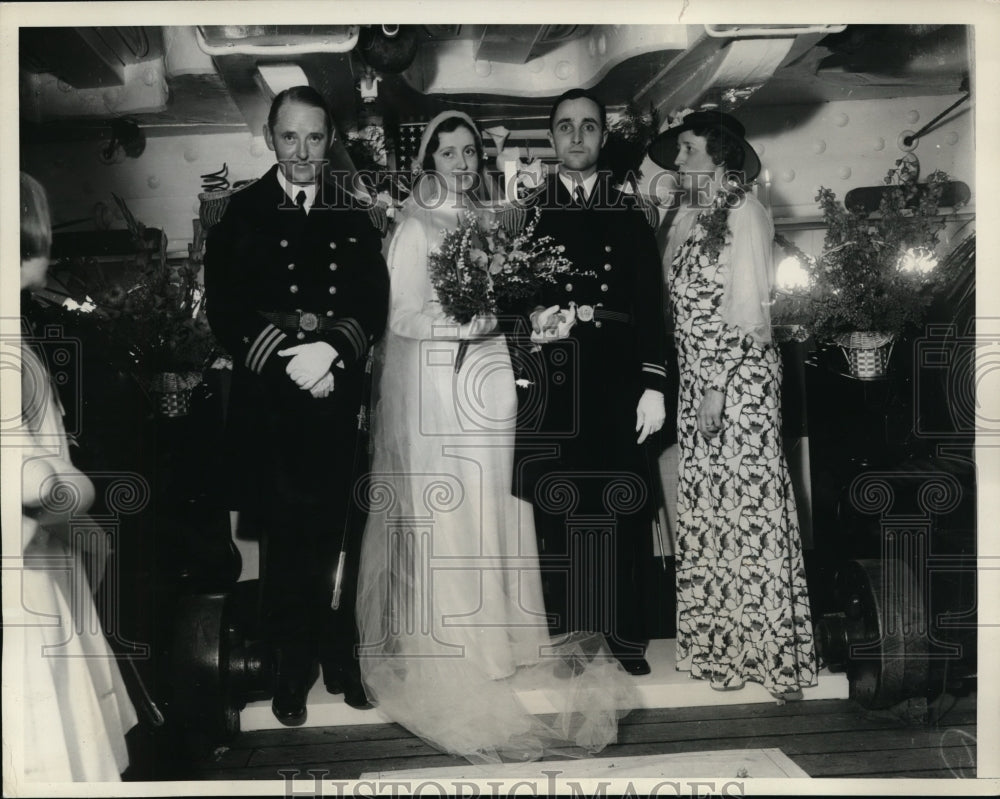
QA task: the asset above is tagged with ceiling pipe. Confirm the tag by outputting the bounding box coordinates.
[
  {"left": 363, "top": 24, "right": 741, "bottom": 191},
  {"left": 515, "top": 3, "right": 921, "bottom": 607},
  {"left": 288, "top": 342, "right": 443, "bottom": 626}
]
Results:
[
  {"left": 704, "top": 24, "right": 846, "bottom": 39},
  {"left": 194, "top": 26, "right": 360, "bottom": 56}
]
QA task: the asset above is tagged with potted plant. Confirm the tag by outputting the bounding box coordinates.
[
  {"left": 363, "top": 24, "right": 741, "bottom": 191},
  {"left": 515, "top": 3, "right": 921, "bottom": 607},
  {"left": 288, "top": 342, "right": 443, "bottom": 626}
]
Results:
[
  {"left": 602, "top": 102, "right": 661, "bottom": 228},
  {"left": 774, "top": 163, "right": 960, "bottom": 379},
  {"left": 50, "top": 247, "right": 221, "bottom": 417}
]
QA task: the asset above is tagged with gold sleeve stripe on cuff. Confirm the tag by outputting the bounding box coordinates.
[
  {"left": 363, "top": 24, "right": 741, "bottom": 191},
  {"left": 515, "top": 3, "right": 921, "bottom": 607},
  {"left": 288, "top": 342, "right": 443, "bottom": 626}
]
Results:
[
  {"left": 332, "top": 318, "right": 366, "bottom": 359},
  {"left": 247, "top": 325, "right": 285, "bottom": 374}
]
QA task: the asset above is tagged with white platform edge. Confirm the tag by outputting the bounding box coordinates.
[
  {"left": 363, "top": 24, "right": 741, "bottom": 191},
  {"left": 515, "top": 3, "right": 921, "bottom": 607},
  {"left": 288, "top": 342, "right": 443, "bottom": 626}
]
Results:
[
  {"left": 241, "top": 638, "right": 848, "bottom": 732},
  {"left": 359, "top": 747, "right": 811, "bottom": 780}
]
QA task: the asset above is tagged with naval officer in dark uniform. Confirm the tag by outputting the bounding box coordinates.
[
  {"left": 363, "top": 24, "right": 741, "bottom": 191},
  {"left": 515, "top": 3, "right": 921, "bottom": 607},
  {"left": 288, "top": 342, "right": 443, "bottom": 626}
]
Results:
[
  {"left": 205, "top": 86, "right": 389, "bottom": 724},
  {"left": 513, "top": 88, "right": 667, "bottom": 675}
]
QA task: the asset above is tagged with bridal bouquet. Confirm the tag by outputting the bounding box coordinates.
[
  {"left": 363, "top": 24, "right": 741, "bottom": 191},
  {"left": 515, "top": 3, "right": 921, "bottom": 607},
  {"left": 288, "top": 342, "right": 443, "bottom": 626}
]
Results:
[{"left": 428, "top": 206, "right": 574, "bottom": 369}]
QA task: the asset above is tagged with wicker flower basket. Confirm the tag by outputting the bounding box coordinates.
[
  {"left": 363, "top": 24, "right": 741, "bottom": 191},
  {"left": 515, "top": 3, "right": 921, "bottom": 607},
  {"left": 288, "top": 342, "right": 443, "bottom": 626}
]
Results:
[
  {"left": 149, "top": 371, "right": 203, "bottom": 417},
  {"left": 834, "top": 331, "right": 895, "bottom": 380}
]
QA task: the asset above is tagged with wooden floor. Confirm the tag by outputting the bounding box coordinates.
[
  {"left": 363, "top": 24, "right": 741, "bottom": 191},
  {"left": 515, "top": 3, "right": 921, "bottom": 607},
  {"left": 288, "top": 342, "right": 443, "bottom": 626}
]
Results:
[{"left": 156, "top": 690, "right": 976, "bottom": 782}]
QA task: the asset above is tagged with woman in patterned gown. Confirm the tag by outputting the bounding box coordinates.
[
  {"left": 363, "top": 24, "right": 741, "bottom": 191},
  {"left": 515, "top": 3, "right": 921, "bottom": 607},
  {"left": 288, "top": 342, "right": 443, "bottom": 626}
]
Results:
[{"left": 648, "top": 111, "right": 817, "bottom": 696}]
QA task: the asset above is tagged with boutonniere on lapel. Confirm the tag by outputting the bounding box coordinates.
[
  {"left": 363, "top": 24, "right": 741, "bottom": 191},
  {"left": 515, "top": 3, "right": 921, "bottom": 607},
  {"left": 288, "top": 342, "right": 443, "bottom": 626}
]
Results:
[{"left": 696, "top": 185, "right": 746, "bottom": 263}]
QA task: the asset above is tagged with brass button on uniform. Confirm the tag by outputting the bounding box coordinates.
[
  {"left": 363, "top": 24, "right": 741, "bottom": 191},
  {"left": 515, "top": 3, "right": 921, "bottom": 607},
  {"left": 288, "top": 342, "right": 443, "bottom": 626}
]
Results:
[
  {"left": 328, "top": 286, "right": 337, "bottom": 295},
  {"left": 595, "top": 321, "right": 603, "bottom": 328},
  {"left": 600, "top": 283, "right": 609, "bottom": 292},
  {"left": 289, "top": 284, "right": 299, "bottom": 294},
  {"left": 564, "top": 283, "right": 573, "bottom": 292},
  {"left": 329, "top": 241, "right": 337, "bottom": 250},
  {"left": 604, "top": 245, "right": 612, "bottom": 253},
  {"left": 329, "top": 263, "right": 338, "bottom": 271},
  {"left": 604, "top": 263, "right": 612, "bottom": 271},
  {"left": 288, "top": 263, "right": 295, "bottom": 270},
  {"left": 326, "top": 310, "right": 334, "bottom": 317},
  {"left": 280, "top": 239, "right": 289, "bottom": 248}
]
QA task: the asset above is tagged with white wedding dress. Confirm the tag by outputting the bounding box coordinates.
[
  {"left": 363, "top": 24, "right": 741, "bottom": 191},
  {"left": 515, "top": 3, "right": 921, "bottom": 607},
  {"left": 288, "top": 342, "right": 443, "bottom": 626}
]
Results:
[{"left": 356, "top": 203, "right": 637, "bottom": 764}]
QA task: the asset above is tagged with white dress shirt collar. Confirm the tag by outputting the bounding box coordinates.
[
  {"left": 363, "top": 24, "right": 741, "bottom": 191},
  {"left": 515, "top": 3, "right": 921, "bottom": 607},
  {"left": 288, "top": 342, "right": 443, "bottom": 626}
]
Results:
[
  {"left": 558, "top": 171, "right": 599, "bottom": 202},
  {"left": 276, "top": 169, "right": 318, "bottom": 213}
]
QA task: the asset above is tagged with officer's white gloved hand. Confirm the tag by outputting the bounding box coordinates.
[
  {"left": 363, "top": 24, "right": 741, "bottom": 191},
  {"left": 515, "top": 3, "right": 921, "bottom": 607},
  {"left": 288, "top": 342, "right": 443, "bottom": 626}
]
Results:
[
  {"left": 278, "top": 341, "right": 338, "bottom": 390},
  {"left": 530, "top": 304, "right": 576, "bottom": 344},
  {"left": 635, "top": 388, "right": 666, "bottom": 444}
]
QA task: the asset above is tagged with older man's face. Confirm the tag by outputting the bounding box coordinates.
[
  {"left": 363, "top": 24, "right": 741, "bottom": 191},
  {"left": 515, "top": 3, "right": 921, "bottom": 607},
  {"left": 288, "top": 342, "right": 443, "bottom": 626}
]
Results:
[{"left": 264, "top": 100, "right": 330, "bottom": 186}]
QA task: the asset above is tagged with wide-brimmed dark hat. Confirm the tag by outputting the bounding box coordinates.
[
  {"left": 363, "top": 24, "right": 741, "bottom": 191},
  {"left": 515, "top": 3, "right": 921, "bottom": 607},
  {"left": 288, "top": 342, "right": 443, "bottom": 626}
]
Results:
[{"left": 647, "top": 110, "right": 761, "bottom": 182}]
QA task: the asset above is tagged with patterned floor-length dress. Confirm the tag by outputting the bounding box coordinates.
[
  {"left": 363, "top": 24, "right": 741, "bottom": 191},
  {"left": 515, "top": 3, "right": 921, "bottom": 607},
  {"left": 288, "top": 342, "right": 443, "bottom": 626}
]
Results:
[{"left": 667, "top": 192, "right": 817, "bottom": 695}]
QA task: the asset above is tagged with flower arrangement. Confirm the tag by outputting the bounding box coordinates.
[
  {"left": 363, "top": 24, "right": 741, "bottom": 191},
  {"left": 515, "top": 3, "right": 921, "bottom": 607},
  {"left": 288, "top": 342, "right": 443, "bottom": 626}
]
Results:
[
  {"left": 345, "top": 125, "right": 388, "bottom": 171},
  {"left": 59, "top": 254, "right": 220, "bottom": 384},
  {"left": 773, "top": 165, "right": 957, "bottom": 343},
  {"left": 428, "top": 206, "right": 575, "bottom": 369},
  {"left": 97, "top": 263, "right": 218, "bottom": 375},
  {"left": 512, "top": 158, "right": 547, "bottom": 203},
  {"left": 603, "top": 102, "right": 660, "bottom": 187}
]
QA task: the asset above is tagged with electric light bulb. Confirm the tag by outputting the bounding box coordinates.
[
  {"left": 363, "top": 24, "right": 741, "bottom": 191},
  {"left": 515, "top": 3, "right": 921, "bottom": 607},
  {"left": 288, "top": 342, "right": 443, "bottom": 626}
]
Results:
[
  {"left": 897, "top": 247, "right": 937, "bottom": 276},
  {"left": 776, "top": 255, "right": 811, "bottom": 291}
]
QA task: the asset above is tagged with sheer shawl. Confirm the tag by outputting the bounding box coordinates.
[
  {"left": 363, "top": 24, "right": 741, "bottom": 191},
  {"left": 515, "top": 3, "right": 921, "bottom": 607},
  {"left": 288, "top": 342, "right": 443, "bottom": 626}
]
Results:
[
  {"left": 665, "top": 190, "right": 775, "bottom": 345},
  {"left": 720, "top": 192, "right": 774, "bottom": 345}
]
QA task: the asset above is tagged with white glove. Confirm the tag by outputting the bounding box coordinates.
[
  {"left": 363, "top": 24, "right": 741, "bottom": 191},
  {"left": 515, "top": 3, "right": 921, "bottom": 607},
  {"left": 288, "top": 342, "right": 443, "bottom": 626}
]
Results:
[
  {"left": 529, "top": 304, "right": 576, "bottom": 344},
  {"left": 278, "top": 341, "right": 338, "bottom": 390},
  {"left": 635, "top": 388, "right": 666, "bottom": 444},
  {"left": 458, "top": 313, "right": 498, "bottom": 340},
  {"left": 309, "top": 371, "right": 335, "bottom": 398}
]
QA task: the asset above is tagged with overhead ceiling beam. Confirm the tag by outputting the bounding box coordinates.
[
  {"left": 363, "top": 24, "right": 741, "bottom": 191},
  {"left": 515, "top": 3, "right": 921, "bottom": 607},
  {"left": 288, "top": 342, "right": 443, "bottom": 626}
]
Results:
[
  {"left": 297, "top": 52, "right": 359, "bottom": 135},
  {"left": 633, "top": 28, "right": 799, "bottom": 122},
  {"left": 210, "top": 52, "right": 270, "bottom": 135},
  {"left": 20, "top": 26, "right": 162, "bottom": 89},
  {"left": 471, "top": 25, "right": 548, "bottom": 65},
  {"left": 404, "top": 25, "right": 688, "bottom": 98}
]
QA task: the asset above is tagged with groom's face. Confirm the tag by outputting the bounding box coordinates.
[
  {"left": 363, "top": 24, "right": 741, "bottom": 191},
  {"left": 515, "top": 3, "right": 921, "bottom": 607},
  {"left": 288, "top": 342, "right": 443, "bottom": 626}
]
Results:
[{"left": 548, "top": 97, "right": 607, "bottom": 177}]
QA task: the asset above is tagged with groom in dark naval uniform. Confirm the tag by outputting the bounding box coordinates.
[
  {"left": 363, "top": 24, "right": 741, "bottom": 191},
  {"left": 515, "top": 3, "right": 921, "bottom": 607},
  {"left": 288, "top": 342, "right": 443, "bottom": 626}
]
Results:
[
  {"left": 513, "top": 88, "right": 667, "bottom": 675},
  {"left": 205, "top": 86, "right": 389, "bottom": 724}
]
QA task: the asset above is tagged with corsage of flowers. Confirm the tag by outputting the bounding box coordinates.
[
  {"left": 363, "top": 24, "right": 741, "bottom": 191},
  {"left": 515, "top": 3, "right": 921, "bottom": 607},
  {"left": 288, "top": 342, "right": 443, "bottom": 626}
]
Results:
[{"left": 694, "top": 184, "right": 747, "bottom": 263}]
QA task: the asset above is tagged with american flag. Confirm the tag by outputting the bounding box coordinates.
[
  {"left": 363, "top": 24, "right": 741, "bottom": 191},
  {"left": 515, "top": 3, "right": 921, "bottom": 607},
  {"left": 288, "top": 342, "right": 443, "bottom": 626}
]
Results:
[
  {"left": 395, "top": 122, "right": 428, "bottom": 174},
  {"left": 394, "top": 117, "right": 561, "bottom": 174}
]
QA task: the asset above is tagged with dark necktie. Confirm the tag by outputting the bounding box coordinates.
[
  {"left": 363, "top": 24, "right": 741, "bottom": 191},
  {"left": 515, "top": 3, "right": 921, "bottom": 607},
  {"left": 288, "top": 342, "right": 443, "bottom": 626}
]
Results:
[
  {"left": 295, "top": 190, "right": 307, "bottom": 214},
  {"left": 574, "top": 186, "right": 587, "bottom": 207}
]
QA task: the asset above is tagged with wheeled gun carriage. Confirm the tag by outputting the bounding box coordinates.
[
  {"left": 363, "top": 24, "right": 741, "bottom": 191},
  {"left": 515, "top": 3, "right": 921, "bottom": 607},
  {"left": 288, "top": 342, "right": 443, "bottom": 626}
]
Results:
[{"left": 809, "top": 234, "right": 977, "bottom": 710}]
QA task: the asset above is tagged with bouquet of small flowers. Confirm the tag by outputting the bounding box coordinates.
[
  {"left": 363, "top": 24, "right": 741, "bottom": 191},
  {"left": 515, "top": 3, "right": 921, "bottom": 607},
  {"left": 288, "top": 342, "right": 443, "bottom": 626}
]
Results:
[{"left": 428, "top": 205, "right": 574, "bottom": 370}]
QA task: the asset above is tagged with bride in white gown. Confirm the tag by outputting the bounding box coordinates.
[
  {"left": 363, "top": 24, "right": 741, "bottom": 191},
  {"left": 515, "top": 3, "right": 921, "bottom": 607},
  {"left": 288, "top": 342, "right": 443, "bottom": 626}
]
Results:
[{"left": 356, "top": 111, "right": 638, "bottom": 764}]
